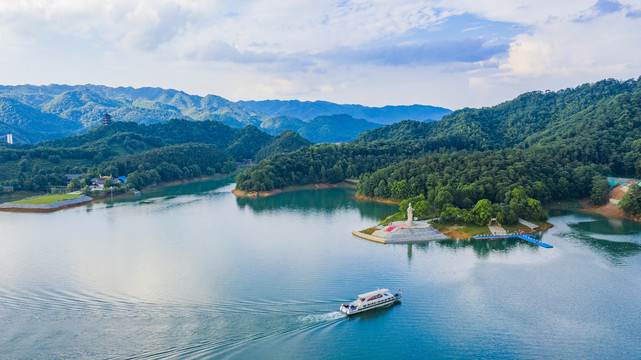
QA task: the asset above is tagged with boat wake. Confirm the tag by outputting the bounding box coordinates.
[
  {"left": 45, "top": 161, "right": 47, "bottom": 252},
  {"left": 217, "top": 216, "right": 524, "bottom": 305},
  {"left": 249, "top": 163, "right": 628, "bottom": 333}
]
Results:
[{"left": 298, "top": 311, "right": 346, "bottom": 323}]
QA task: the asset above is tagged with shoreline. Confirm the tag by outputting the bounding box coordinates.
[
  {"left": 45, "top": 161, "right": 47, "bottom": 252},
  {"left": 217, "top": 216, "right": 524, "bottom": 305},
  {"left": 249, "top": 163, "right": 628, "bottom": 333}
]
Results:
[
  {"left": 438, "top": 223, "right": 554, "bottom": 240},
  {"left": 1, "top": 173, "right": 236, "bottom": 210},
  {"left": 549, "top": 199, "right": 641, "bottom": 223},
  {"left": 89, "top": 174, "right": 232, "bottom": 203},
  {"left": 232, "top": 182, "right": 357, "bottom": 198},
  {"left": 352, "top": 194, "right": 401, "bottom": 205},
  {"left": 577, "top": 201, "right": 641, "bottom": 223}
]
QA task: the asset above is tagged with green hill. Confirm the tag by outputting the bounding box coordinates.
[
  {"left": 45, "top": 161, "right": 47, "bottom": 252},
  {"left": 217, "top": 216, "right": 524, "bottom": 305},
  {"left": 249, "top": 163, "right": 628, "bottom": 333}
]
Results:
[
  {"left": 236, "top": 76, "right": 641, "bottom": 204},
  {"left": 356, "top": 77, "right": 641, "bottom": 149},
  {"left": 0, "top": 120, "right": 311, "bottom": 192},
  {"left": 254, "top": 130, "right": 313, "bottom": 161}
]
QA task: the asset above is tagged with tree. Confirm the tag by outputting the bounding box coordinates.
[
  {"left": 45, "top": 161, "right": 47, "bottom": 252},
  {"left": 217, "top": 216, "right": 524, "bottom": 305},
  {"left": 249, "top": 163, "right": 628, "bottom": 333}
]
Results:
[
  {"left": 67, "top": 177, "right": 82, "bottom": 192},
  {"left": 590, "top": 176, "right": 610, "bottom": 206},
  {"left": 345, "top": 164, "right": 358, "bottom": 179},
  {"left": 497, "top": 206, "right": 518, "bottom": 225},
  {"left": 374, "top": 179, "right": 389, "bottom": 198},
  {"left": 527, "top": 198, "right": 548, "bottom": 221},
  {"left": 390, "top": 180, "right": 410, "bottom": 199},
  {"left": 572, "top": 166, "right": 599, "bottom": 197},
  {"left": 434, "top": 189, "right": 454, "bottom": 211},
  {"left": 472, "top": 199, "right": 494, "bottom": 226},
  {"left": 619, "top": 185, "right": 641, "bottom": 215},
  {"left": 48, "top": 154, "right": 61, "bottom": 164},
  {"left": 439, "top": 206, "right": 461, "bottom": 224},
  {"left": 556, "top": 177, "right": 570, "bottom": 198},
  {"left": 127, "top": 171, "right": 144, "bottom": 190},
  {"left": 507, "top": 188, "right": 528, "bottom": 217}
]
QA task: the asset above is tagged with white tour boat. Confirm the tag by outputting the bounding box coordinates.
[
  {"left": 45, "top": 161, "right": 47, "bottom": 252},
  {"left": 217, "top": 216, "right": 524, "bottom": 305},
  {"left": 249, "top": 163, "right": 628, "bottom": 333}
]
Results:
[{"left": 339, "top": 288, "right": 402, "bottom": 315}]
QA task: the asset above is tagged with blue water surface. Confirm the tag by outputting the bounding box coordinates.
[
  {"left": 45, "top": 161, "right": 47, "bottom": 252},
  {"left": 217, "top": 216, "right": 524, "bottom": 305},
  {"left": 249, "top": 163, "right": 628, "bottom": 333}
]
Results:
[{"left": 1, "top": 178, "right": 640, "bottom": 359}]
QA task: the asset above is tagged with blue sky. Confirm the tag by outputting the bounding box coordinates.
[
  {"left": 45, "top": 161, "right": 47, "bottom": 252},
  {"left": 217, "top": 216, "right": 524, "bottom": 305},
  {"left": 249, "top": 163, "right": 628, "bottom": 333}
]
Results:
[{"left": 0, "top": 0, "right": 640, "bottom": 109}]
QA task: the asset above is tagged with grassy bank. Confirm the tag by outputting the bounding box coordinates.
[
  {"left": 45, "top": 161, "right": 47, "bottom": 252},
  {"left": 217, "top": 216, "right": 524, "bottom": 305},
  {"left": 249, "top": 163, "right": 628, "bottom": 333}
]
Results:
[
  {"left": 379, "top": 212, "right": 404, "bottom": 226},
  {"left": 11, "top": 194, "right": 81, "bottom": 205}
]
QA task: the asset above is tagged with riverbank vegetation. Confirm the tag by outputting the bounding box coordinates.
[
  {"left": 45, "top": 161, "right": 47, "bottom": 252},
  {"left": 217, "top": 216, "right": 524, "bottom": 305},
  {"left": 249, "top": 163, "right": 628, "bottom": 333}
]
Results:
[
  {"left": 619, "top": 185, "right": 641, "bottom": 216},
  {"left": 0, "top": 119, "right": 311, "bottom": 193}
]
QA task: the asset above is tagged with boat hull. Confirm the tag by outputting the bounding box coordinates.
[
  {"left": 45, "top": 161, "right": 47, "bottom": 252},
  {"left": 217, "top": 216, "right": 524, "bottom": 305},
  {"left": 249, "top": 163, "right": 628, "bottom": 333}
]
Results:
[{"left": 340, "top": 294, "right": 401, "bottom": 316}]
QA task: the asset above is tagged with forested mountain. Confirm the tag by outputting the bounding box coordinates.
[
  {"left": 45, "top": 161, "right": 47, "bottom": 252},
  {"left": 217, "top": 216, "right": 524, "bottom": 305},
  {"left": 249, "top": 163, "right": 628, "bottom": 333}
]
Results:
[
  {"left": 0, "top": 84, "right": 448, "bottom": 144},
  {"left": 0, "top": 120, "right": 310, "bottom": 192},
  {"left": 356, "top": 77, "right": 641, "bottom": 149},
  {"left": 0, "top": 97, "right": 82, "bottom": 142},
  {"left": 0, "top": 85, "right": 263, "bottom": 138},
  {"left": 254, "top": 131, "right": 312, "bottom": 161},
  {"left": 237, "top": 99, "right": 451, "bottom": 124},
  {"left": 255, "top": 114, "right": 379, "bottom": 143},
  {"left": 236, "top": 77, "right": 641, "bottom": 220}
]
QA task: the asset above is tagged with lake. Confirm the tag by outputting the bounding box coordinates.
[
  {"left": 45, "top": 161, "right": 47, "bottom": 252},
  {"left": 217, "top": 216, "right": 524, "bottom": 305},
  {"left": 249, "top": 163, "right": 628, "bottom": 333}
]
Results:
[{"left": 1, "top": 178, "right": 641, "bottom": 359}]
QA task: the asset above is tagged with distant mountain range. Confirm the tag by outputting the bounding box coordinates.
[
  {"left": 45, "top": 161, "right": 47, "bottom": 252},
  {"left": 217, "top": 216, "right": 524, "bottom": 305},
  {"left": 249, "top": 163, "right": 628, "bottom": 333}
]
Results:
[
  {"left": 0, "top": 84, "right": 450, "bottom": 144},
  {"left": 236, "top": 99, "right": 451, "bottom": 124}
]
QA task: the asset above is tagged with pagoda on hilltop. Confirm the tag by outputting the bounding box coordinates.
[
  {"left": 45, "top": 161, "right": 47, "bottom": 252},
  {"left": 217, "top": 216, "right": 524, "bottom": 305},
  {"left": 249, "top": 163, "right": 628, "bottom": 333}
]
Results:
[{"left": 102, "top": 112, "right": 112, "bottom": 126}]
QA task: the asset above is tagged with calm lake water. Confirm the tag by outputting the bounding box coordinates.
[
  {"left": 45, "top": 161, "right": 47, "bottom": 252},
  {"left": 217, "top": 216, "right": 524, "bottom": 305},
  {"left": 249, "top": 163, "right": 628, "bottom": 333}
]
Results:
[{"left": 1, "top": 178, "right": 641, "bottom": 359}]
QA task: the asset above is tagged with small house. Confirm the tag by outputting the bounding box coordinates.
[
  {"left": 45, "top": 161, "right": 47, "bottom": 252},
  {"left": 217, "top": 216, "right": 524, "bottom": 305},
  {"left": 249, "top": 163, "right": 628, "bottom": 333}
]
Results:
[
  {"left": 90, "top": 175, "right": 113, "bottom": 189},
  {"left": 2, "top": 186, "right": 14, "bottom": 192}
]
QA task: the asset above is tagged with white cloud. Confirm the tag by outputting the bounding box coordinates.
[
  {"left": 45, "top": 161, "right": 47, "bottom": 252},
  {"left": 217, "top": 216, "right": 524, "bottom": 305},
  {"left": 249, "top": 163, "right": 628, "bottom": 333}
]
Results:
[
  {"left": 476, "top": 4, "right": 641, "bottom": 100},
  {"left": 0, "top": 0, "right": 640, "bottom": 109}
]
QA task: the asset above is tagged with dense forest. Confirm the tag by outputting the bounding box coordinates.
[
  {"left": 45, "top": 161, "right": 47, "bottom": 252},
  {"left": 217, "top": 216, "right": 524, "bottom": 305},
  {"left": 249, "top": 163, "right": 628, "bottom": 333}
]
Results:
[
  {"left": 236, "top": 77, "right": 641, "bottom": 221},
  {"left": 0, "top": 119, "right": 310, "bottom": 192}
]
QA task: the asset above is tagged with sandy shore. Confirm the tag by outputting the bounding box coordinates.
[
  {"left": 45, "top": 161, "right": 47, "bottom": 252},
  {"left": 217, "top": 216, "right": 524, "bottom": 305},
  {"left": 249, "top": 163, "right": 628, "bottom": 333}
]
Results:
[
  {"left": 578, "top": 199, "right": 641, "bottom": 222},
  {"left": 352, "top": 194, "right": 400, "bottom": 205}
]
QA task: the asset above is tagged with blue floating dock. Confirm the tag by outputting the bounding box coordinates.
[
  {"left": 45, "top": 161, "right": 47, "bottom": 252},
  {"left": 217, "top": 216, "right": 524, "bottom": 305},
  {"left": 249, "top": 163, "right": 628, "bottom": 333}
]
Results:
[{"left": 473, "top": 234, "right": 553, "bottom": 248}]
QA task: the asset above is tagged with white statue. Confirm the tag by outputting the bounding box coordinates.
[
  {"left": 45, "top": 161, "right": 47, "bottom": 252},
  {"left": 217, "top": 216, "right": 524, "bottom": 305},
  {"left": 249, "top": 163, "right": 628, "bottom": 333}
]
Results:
[{"left": 406, "top": 203, "right": 414, "bottom": 226}]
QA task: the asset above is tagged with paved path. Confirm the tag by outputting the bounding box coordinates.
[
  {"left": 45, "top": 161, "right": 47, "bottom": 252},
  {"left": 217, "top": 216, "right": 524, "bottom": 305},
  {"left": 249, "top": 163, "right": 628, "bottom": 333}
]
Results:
[
  {"left": 518, "top": 218, "right": 539, "bottom": 229},
  {"left": 488, "top": 225, "right": 507, "bottom": 236}
]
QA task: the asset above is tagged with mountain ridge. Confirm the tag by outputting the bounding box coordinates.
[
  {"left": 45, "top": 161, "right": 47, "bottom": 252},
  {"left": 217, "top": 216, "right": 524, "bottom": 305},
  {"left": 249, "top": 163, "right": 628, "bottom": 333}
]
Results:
[
  {"left": 237, "top": 99, "right": 451, "bottom": 124},
  {"left": 0, "top": 84, "right": 449, "bottom": 144}
]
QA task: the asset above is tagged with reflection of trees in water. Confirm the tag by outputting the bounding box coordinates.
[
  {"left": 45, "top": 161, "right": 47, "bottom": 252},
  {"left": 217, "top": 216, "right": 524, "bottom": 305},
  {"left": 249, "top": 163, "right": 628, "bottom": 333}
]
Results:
[
  {"left": 570, "top": 219, "right": 641, "bottom": 236},
  {"left": 560, "top": 231, "right": 641, "bottom": 266},
  {"left": 235, "top": 188, "right": 396, "bottom": 220},
  {"left": 399, "top": 238, "right": 525, "bottom": 259},
  {"left": 117, "top": 176, "right": 236, "bottom": 204},
  {"left": 563, "top": 215, "right": 641, "bottom": 265}
]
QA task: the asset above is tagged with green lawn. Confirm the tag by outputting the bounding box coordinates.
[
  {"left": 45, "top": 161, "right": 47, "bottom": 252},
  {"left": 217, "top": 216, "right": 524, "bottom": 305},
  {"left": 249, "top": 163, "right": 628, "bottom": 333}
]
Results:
[
  {"left": 379, "top": 212, "right": 404, "bottom": 226},
  {"left": 461, "top": 224, "right": 491, "bottom": 236},
  {"left": 12, "top": 194, "right": 82, "bottom": 205},
  {"left": 360, "top": 226, "right": 379, "bottom": 235},
  {"left": 503, "top": 223, "right": 532, "bottom": 233}
]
